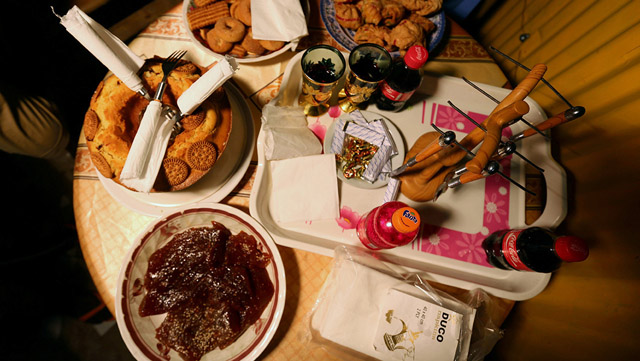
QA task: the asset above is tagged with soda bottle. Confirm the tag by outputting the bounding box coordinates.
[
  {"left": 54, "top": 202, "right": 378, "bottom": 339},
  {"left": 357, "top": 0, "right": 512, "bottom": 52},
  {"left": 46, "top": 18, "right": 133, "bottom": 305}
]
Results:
[
  {"left": 374, "top": 45, "right": 429, "bottom": 112},
  {"left": 356, "top": 201, "right": 421, "bottom": 250},
  {"left": 482, "top": 227, "right": 589, "bottom": 273}
]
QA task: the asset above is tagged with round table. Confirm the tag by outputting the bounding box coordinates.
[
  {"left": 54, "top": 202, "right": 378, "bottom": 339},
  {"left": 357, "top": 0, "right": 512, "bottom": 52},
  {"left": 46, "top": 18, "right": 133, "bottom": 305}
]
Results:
[{"left": 73, "top": 2, "right": 515, "bottom": 359}]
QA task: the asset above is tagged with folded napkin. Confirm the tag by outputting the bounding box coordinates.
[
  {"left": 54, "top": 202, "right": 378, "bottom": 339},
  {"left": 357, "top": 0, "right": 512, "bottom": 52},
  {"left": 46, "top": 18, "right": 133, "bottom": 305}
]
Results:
[
  {"left": 269, "top": 154, "right": 339, "bottom": 223},
  {"left": 56, "top": 6, "right": 146, "bottom": 96},
  {"left": 119, "top": 101, "right": 176, "bottom": 192},
  {"left": 120, "top": 57, "right": 238, "bottom": 192},
  {"left": 251, "top": 0, "right": 308, "bottom": 48},
  {"left": 262, "top": 103, "right": 322, "bottom": 160},
  {"left": 177, "top": 56, "right": 238, "bottom": 116}
]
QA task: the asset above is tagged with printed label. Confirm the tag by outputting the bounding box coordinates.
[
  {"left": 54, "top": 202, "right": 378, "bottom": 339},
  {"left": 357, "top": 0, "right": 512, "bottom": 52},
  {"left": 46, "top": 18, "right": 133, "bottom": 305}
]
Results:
[
  {"left": 501, "top": 230, "right": 533, "bottom": 271},
  {"left": 373, "top": 289, "right": 462, "bottom": 361},
  {"left": 380, "top": 82, "right": 415, "bottom": 102}
]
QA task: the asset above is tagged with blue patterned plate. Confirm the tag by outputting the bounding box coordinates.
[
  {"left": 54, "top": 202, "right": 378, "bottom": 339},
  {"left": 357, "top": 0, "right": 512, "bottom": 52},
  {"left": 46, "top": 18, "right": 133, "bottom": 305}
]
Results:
[{"left": 320, "top": 0, "right": 446, "bottom": 56}]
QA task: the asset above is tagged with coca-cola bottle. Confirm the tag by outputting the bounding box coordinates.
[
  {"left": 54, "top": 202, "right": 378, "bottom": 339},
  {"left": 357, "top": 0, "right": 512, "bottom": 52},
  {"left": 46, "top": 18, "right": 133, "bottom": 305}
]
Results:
[
  {"left": 482, "top": 227, "right": 589, "bottom": 273},
  {"left": 374, "top": 44, "right": 429, "bottom": 112}
]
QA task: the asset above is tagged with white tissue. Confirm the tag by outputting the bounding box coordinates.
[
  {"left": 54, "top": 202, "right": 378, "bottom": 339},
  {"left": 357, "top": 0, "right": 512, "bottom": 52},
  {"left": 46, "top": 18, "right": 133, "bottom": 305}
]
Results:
[
  {"left": 119, "top": 101, "right": 177, "bottom": 192},
  {"left": 58, "top": 6, "right": 146, "bottom": 94},
  {"left": 269, "top": 154, "right": 339, "bottom": 223},
  {"left": 262, "top": 103, "right": 322, "bottom": 160},
  {"left": 177, "top": 56, "right": 237, "bottom": 116},
  {"left": 251, "top": 0, "right": 308, "bottom": 47}
]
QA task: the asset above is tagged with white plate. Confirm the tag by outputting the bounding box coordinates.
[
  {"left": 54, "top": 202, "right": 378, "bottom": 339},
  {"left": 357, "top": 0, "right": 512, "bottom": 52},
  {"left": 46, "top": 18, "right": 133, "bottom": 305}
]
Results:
[
  {"left": 250, "top": 50, "right": 567, "bottom": 301},
  {"left": 324, "top": 111, "right": 405, "bottom": 189},
  {"left": 98, "top": 83, "right": 254, "bottom": 217},
  {"left": 115, "top": 203, "right": 286, "bottom": 361},
  {"left": 182, "top": 0, "right": 309, "bottom": 64}
]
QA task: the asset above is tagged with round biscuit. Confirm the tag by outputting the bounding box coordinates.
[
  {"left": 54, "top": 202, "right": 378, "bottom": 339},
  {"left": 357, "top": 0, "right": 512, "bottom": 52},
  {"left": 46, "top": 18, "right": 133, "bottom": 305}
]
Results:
[
  {"left": 186, "top": 140, "right": 218, "bottom": 170},
  {"left": 163, "top": 158, "right": 190, "bottom": 186},
  {"left": 84, "top": 109, "right": 100, "bottom": 141},
  {"left": 91, "top": 152, "right": 113, "bottom": 178}
]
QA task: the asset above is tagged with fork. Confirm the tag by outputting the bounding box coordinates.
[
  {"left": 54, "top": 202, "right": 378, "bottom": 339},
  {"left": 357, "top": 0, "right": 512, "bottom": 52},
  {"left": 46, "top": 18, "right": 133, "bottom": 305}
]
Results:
[{"left": 154, "top": 50, "right": 187, "bottom": 101}]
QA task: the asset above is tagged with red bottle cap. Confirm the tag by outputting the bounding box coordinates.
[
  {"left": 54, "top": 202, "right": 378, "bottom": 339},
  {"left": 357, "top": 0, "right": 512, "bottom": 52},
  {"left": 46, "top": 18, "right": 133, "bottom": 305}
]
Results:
[
  {"left": 392, "top": 207, "right": 420, "bottom": 233},
  {"left": 404, "top": 45, "right": 429, "bottom": 69},
  {"left": 555, "top": 236, "right": 589, "bottom": 262}
]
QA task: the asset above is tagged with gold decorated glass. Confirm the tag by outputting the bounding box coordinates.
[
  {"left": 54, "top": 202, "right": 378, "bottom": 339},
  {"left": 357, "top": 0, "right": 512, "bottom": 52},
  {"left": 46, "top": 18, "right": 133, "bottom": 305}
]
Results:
[
  {"left": 298, "top": 45, "right": 346, "bottom": 117},
  {"left": 338, "top": 43, "right": 392, "bottom": 113}
]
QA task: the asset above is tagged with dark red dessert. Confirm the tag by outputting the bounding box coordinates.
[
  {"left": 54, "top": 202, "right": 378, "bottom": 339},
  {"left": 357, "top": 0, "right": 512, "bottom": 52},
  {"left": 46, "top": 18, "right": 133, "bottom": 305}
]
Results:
[{"left": 138, "top": 221, "right": 274, "bottom": 361}]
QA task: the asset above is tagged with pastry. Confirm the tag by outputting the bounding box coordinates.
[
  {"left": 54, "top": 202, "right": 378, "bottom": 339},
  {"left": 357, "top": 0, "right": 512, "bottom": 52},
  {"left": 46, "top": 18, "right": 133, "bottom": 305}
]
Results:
[{"left": 335, "top": 3, "right": 363, "bottom": 29}]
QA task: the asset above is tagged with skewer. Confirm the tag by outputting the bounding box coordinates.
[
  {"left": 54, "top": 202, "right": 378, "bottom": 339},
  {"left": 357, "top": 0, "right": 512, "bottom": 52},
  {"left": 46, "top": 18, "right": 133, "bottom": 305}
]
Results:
[
  {"left": 434, "top": 124, "right": 536, "bottom": 197},
  {"left": 461, "top": 77, "right": 548, "bottom": 139},
  {"left": 489, "top": 46, "right": 574, "bottom": 108},
  {"left": 447, "top": 100, "right": 543, "bottom": 173},
  {"left": 389, "top": 129, "right": 455, "bottom": 177}
]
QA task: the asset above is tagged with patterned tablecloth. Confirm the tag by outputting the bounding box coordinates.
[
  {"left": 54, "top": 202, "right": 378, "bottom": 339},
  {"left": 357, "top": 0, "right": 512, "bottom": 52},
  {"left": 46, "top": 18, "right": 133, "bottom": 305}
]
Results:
[{"left": 73, "top": 2, "right": 512, "bottom": 359}]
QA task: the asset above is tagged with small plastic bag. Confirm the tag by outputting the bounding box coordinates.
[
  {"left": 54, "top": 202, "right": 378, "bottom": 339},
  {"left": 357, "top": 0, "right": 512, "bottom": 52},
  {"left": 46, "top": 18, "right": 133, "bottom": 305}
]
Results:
[{"left": 302, "top": 246, "right": 504, "bottom": 361}]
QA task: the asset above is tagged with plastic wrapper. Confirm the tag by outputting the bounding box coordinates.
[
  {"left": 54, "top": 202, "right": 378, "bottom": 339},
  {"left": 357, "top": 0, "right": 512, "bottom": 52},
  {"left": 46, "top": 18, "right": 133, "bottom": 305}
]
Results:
[{"left": 302, "top": 246, "right": 504, "bottom": 361}]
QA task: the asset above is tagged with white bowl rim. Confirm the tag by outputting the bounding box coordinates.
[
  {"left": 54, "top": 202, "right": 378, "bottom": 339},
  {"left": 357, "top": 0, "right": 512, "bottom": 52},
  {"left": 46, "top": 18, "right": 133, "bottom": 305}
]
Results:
[{"left": 115, "top": 202, "right": 286, "bottom": 361}]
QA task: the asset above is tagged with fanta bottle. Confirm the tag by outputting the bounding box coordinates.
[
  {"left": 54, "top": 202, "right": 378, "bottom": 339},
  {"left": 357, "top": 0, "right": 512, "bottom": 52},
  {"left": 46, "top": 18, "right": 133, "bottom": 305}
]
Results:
[{"left": 356, "top": 201, "right": 421, "bottom": 250}]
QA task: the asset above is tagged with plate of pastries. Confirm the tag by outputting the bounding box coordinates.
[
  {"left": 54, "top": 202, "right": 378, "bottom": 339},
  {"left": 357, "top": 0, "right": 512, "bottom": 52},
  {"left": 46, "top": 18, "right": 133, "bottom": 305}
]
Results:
[
  {"left": 320, "top": 0, "right": 445, "bottom": 55},
  {"left": 84, "top": 56, "right": 254, "bottom": 216},
  {"left": 183, "top": 0, "right": 309, "bottom": 63}
]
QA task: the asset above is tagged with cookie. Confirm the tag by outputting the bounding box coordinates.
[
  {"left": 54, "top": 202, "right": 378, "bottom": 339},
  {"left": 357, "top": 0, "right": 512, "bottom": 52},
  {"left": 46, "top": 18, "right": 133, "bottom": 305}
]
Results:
[
  {"left": 230, "top": 0, "right": 251, "bottom": 26},
  {"left": 241, "top": 28, "right": 265, "bottom": 55},
  {"left": 186, "top": 141, "right": 218, "bottom": 170},
  {"left": 187, "top": 1, "right": 231, "bottom": 30},
  {"left": 207, "top": 29, "right": 234, "bottom": 53},
  {"left": 83, "top": 109, "right": 100, "bottom": 141},
  {"left": 91, "top": 152, "right": 113, "bottom": 178},
  {"left": 162, "top": 158, "right": 190, "bottom": 186},
  {"left": 181, "top": 112, "right": 206, "bottom": 131}
]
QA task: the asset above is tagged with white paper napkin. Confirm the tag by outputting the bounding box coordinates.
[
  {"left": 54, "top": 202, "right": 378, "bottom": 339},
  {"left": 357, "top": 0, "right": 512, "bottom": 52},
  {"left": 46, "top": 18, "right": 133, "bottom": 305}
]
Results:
[
  {"left": 177, "top": 56, "right": 238, "bottom": 116},
  {"left": 269, "top": 154, "right": 339, "bottom": 223},
  {"left": 262, "top": 103, "right": 322, "bottom": 160},
  {"left": 57, "top": 6, "right": 146, "bottom": 95},
  {"left": 251, "top": 0, "right": 308, "bottom": 48},
  {"left": 119, "top": 101, "right": 177, "bottom": 192}
]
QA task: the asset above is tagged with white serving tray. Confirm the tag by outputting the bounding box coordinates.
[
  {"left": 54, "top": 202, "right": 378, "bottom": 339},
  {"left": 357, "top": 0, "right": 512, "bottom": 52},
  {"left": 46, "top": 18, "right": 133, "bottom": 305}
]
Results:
[{"left": 249, "top": 51, "right": 568, "bottom": 301}]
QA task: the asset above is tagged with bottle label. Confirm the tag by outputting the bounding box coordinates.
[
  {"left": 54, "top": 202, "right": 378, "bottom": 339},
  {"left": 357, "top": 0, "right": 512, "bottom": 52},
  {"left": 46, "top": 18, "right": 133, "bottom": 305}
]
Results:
[
  {"left": 380, "top": 81, "right": 415, "bottom": 102},
  {"left": 501, "top": 230, "right": 533, "bottom": 271}
]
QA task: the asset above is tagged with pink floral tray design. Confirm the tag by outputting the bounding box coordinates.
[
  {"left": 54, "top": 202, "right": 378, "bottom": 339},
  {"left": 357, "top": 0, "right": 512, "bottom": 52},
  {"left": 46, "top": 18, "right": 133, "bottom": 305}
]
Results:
[{"left": 250, "top": 51, "right": 567, "bottom": 300}]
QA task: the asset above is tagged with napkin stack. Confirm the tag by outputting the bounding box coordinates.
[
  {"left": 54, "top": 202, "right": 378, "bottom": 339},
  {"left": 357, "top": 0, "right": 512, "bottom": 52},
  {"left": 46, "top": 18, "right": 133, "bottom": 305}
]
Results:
[
  {"left": 269, "top": 154, "right": 339, "bottom": 223},
  {"left": 120, "top": 57, "right": 238, "bottom": 192},
  {"left": 251, "top": 0, "right": 308, "bottom": 49}
]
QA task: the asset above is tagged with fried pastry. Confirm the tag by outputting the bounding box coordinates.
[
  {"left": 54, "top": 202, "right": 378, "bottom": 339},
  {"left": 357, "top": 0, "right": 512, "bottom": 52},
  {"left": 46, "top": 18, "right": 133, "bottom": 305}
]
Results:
[
  {"left": 354, "top": 24, "right": 392, "bottom": 49},
  {"left": 358, "top": 0, "right": 383, "bottom": 25},
  {"left": 381, "top": 0, "right": 406, "bottom": 26},
  {"left": 389, "top": 19, "right": 425, "bottom": 50},
  {"left": 335, "top": 3, "right": 363, "bottom": 29}
]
